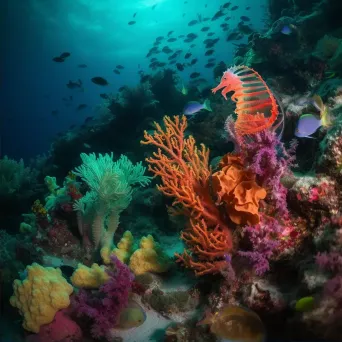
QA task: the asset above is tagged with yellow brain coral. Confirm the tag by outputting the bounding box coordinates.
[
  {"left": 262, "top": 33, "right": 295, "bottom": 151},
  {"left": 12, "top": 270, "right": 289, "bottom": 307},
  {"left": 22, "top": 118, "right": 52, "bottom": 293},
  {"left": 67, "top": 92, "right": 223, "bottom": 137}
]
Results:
[
  {"left": 10, "top": 263, "right": 73, "bottom": 333},
  {"left": 70, "top": 263, "right": 109, "bottom": 288}
]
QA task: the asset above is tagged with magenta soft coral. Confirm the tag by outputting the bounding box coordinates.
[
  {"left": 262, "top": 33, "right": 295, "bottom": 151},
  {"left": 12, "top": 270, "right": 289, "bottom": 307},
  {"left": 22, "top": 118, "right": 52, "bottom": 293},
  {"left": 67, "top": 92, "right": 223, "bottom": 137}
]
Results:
[
  {"left": 238, "top": 215, "right": 282, "bottom": 275},
  {"left": 225, "top": 117, "right": 297, "bottom": 216},
  {"left": 72, "top": 255, "right": 134, "bottom": 339}
]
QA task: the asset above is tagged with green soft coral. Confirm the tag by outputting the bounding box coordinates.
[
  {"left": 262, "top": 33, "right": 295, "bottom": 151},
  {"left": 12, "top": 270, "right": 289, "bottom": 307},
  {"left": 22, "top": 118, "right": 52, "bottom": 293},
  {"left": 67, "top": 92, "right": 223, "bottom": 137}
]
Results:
[{"left": 73, "top": 153, "right": 151, "bottom": 252}]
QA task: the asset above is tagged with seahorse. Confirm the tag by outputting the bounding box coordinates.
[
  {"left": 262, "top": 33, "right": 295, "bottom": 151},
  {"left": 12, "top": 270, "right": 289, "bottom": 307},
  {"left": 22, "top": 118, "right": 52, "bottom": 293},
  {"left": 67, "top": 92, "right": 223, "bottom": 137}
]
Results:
[{"left": 212, "top": 65, "right": 279, "bottom": 136}]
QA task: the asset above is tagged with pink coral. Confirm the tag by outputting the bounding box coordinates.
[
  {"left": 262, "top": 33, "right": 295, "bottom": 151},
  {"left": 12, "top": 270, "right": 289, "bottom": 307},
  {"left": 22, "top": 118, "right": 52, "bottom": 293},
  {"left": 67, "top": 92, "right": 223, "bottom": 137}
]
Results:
[{"left": 26, "top": 310, "right": 82, "bottom": 342}]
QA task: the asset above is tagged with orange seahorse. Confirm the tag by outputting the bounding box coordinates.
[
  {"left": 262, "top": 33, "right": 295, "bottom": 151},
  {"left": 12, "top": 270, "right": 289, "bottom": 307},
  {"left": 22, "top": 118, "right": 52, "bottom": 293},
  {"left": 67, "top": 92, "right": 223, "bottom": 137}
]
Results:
[{"left": 212, "top": 65, "right": 279, "bottom": 136}]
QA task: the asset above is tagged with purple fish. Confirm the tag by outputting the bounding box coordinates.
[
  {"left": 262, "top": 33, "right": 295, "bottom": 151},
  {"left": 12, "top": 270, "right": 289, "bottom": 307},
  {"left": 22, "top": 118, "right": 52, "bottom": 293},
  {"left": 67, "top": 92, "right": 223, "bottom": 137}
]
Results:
[
  {"left": 281, "top": 25, "right": 292, "bottom": 35},
  {"left": 224, "top": 253, "right": 231, "bottom": 263},
  {"left": 183, "top": 99, "right": 212, "bottom": 115},
  {"left": 295, "top": 114, "right": 321, "bottom": 138}
]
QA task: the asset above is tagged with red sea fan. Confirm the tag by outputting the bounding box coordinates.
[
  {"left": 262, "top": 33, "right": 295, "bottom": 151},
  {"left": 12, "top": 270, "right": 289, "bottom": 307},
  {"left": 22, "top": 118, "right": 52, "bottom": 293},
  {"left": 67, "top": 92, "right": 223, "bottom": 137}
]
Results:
[
  {"left": 72, "top": 255, "right": 134, "bottom": 339},
  {"left": 212, "top": 65, "right": 279, "bottom": 136}
]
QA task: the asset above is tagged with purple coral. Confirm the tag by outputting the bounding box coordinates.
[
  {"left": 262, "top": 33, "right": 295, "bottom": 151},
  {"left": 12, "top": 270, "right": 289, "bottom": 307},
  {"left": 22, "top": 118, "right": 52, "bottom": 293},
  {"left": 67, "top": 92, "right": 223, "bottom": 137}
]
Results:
[
  {"left": 72, "top": 255, "right": 134, "bottom": 339},
  {"left": 316, "top": 252, "right": 342, "bottom": 273},
  {"left": 225, "top": 117, "right": 297, "bottom": 216},
  {"left": 238, "top": 216, "right": 282, "bottom": 275}
]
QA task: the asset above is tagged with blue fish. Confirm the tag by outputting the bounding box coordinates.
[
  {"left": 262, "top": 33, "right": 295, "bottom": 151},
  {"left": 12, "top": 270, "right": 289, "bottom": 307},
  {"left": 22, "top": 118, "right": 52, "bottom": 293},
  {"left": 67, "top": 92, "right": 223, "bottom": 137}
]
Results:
[
  {"left": 295, "top": 114, "right": 321, "bottom": 138},
  {"left": 295, "top": 95, "right": 331, "bottom": 138},
  {"left": 281, "top": 25, "right": 292, "bottom": 35},
  {"left": 183, "top": 99, "right": 212, "bottom": 115}
]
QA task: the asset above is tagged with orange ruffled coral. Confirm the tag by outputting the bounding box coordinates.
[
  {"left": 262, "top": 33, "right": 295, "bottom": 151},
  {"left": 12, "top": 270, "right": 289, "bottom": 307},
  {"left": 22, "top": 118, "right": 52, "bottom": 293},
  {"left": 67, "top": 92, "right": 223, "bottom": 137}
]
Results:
[{"left": 212, "top": 154, "right": 266, "bottom": 226}]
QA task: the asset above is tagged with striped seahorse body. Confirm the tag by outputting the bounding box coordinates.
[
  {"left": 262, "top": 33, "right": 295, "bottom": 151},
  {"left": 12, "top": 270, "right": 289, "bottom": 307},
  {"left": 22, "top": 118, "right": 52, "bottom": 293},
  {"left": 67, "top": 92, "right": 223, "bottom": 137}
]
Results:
[{"left": 212, "top": 65, "right": 279, "bottom": 136}]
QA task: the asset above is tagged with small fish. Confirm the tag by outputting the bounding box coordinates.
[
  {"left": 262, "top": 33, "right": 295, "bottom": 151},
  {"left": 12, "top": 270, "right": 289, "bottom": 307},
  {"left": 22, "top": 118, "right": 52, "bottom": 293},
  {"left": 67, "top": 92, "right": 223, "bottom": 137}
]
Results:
[
  {"left": 186, "top": 33, "right": 197, "bottom": 39},
  {"left": 116, "top": 65, "right": 124, "bottom": 69},
  {"left": 60, "top": 52, "right": 71, "bottom": 58},
  {"left": 281, "top": 25, "right": 292, "bottom": 35},
  {"left": 66, "top": 79, "right": 83, "bottom": 89},
  {"left": 207, "top": 32, "right": 215, "bottom": 36},
  {"left": 238, "top": 22, "right": 253, "bottom": 35},
  {"left": 128, "top": 21, "right": 136, "bottom": 25},
  {"left": 227, "top": 31, "right": 243, "bottom": 41},
  {"left": 197, "top": 305, "right": 265, "bottom": 342},
  {"left": 116, "top": 300, "right": 146, "bottom": 329},
  {"left": 205, "top": 49, "right": 214, "bottom": 56},
  {"left": 91, "top": 77, "right": 109, "bottom": 86},
  {"left": 201, "top": 27, "right": 210, "bottom": 32},
  {"left": 190, "top": 72, "right": 200, "bottom": 79},
  {"left": 167, "top": 38, "right": 177, "bottom": 42},
  {"left": 205, "top": 62, "right": 215, "bottom": 68},
  {"left": 190, "top": 58, "right": 197, "bottom": 65},
  {"left": 52, "top": 57, "right": 65, "bottom": 62},
  {"left": 183, "top": 99, "right": 212, "bottom": 115},
  {"left": 77, "top": 104, "right": 87, "bottom": 111},
  {"left": 133, "top": 12, "right": 137, "bottom": 17},
  {"left": 78, "top": 64, "right": 87, "bottom": 68},
  {"left": 113, "top": 69, "right": 121, "bottom": 74},
  {"left": 167, "top": 30, "right": 174, "bottom": 36},
  {"left": 240, "top": 16, "right": 250, "bottom": 21},
  {"left": 295, "top": 95, "right": 331, "bottom": 138},
  {"left": 162, "top": 46, "right": 173, "bottom": 53},
  {"left": 212, "top": 10, "right": 224, "bottom": 21},
  {"left": 83, "top": 143, "right": 91, "bottom": 149},
  {"left": 246, "top": 6, "right": 251, "bottom": 10},
  {"left": 295, "top": 114, "right": 321, "bottom": 138},
  {"left": 100, "top": 93, "right": 109, "bottom": 99},
  {"left": 188, "top": 20, "right": 198, "bottom": 26},
  {"left": 295, "top": 296, "right": 315, "bottom": 312},
  {"left": 185, "top": 52, "right": 192, "bottom": 59},
  {"left": 231, "top": 5, "right": 239, "bottom": 10},
  {"left": 176, "top": 63, "right": 184, "bottom": 71}
]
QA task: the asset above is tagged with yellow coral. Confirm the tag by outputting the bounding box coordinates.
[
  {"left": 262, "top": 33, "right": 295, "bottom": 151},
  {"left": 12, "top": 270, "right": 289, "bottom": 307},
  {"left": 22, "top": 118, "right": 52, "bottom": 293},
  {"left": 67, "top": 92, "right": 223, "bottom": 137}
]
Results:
[
  {"left": 31, "top": 199, "right": 47, "bottom": 217},
  {"left": 129, "top": 235, "right": 170, "bottom": 275},
  {"left": 101, "top": 230, "right": 135, "bottom": 264},
  {"left": 70, "top": 263, "right": 109, "bottom": 289},
  {"left": 10, "top": 263, "right": 73, "bottom": 333}
]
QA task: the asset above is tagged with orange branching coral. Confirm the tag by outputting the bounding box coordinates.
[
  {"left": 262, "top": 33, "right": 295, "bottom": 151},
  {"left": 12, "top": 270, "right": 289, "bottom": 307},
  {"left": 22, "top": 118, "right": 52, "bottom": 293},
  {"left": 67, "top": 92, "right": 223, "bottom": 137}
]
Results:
[
  {"left": 141, "top": 115, "right": 233, "bottom": 276},
  {"left": 212, "top": 154, "right": 266, "bottom": 226},
  {"left": 175, "top": 219, "right": 231, "bottom": 276}
]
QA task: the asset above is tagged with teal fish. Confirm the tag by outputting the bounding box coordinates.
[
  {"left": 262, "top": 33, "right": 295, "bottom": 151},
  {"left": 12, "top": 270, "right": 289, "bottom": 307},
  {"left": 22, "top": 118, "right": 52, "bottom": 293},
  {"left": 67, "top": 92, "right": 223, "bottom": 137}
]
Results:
[{"left": 183, "top": 99, "right": 212, "bottom": 115}]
